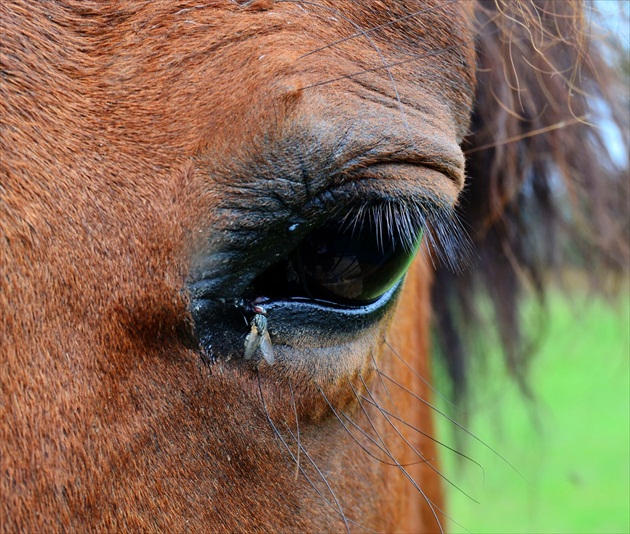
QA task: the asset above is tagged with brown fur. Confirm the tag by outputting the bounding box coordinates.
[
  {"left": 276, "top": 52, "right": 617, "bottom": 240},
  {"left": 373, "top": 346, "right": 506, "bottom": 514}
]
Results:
[{"left": 1, "top": 1, "right": 626, "bottom": 532}]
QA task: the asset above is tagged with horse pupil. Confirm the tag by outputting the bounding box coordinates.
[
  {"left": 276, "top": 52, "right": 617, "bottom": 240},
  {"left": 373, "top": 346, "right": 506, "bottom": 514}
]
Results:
[
  {"left": 249, "top": 214, "right": 422, "bottom": 306},
  {"left": 294, "top": 217, "right": 421, "bottom": 304}
]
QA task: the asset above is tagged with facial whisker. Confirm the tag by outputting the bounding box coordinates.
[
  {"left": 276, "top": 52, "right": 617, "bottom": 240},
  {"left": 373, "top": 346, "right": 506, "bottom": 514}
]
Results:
[
  {"left": 345, "top": 379, "right": 445, "bottom": 533},
  {"left": 359, "top": 392, "right": 485, "bottom": 490},
  {"left": 355, "top": 380, "right": 475, "bottom": 534},
  {"left": 321, "top": 384, "right": 432, "bottom": 468},
  {"left": 384, "top": 339, "right": 455, "bottom": 407},
  {"left": 370, "top": 353, "right": 403, "bottom": 420},
  {"left": 378, "top": 371, "right": 527, "bottom": 482},
  {"left": 288, "top": 379, "right": 301, "bottom": 481},
  {"left": 296, "top": 0, "right": 462, "bottom": 59},
  {"left": 314, "top": 381, "right": 423, "bottom": 467},
  {"left": 358, "top": 375, "right": 480, "bottom": 505},
  {"left": 282, "top": 424, "right": 380, "bottom": 534},
  {"left": 341, "top": 408, "right": 432, "bottom": 467},
  {"left": 256, "top": 373, "right": 352, "bottom": 532},
  {"left": 369, "top": 353, "right": 484, "bottom": 478}
]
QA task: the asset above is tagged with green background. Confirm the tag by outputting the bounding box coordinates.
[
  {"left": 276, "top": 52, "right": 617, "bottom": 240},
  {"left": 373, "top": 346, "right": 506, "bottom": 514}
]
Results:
[{"left": 437, "top": 291, "right": 630, "bottom": 533}]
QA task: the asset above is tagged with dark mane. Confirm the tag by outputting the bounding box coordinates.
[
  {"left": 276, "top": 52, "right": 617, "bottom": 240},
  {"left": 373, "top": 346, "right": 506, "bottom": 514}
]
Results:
[{"left": 433, "top": 0, "right": 629, "bottom": 401}]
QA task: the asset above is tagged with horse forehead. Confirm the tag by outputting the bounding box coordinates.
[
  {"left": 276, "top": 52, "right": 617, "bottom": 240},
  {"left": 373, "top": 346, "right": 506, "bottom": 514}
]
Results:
[
  {"left": 71, "top": 1, "right": 476, "bottom": 97},
  {"left": 6, "top": 1, "right": 475, "bottom": 154}
]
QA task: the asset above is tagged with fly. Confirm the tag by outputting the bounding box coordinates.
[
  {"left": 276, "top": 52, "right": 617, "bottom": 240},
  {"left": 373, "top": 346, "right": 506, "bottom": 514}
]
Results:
[{"left": 243, "top": 305, "right": 275, "bottom": 365}]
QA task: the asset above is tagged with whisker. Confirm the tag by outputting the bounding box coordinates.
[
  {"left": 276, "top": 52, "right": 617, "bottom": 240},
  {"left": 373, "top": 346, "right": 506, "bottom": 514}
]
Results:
[
  {"left": 315, "top": 381, "right": 429, "bottom": 468},
  {"left": 371, "top": 353, "right": 403, "bottom": 420},
  {"left": 384, "top": 339, "right": 455, "bottom": 408},
  {"left": 279, "top": 0, "right": 417, "bottom": 143},
  {"left": 256, "top": 373, "right": 352, "bottom": 532},
  {"left": 299, "top": 47, "right": 455, "bottom": 91},
  {"left": 288, "top": 379, "right": 301, "bottom": 481},
  {"left": 316, "top": 381, "right": 393, "bottom": 463},
  {"left": 341, "top": 409, "right": 432, "bottom": 468},
  {"left": 282, "top": 424, "right": 380, "bottom": 534},
  {"left": 378, "top": 371, "right": 527, "bottom": 482},
  {"left": 345, "top": 379, "right": 445, "bottom": 534},
  {"left": 297, "top": 0, "right": 462, "bottom": 59},
  {"left": 359, "top": 392, "right": 485, "bottom": 482},
  {"left": 351, "top": 381, "right": 474, "bottom": 534},
  {"left": 373, "top": 347, "right": 482, "bottom": 473},
  {"left": 358, "top": 374, "right": 480, "bottom": 504}
]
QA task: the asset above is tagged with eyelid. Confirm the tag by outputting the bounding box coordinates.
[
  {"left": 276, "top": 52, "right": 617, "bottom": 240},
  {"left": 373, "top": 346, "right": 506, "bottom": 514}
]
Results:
[
  {"left": 188, "top": 140, "right": 464, "bottom": 306},
  {"left": 341, "top": 164, "right": 461, "bottom": 206}
]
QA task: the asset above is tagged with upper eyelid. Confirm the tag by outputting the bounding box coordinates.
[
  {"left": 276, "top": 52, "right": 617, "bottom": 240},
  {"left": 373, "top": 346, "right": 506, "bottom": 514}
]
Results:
[
  {"left": 188, "top": 172, "right": 465, "bottom": 301},
  {"left": 204, "top": 116, "right": 464, "bottom": 199}
]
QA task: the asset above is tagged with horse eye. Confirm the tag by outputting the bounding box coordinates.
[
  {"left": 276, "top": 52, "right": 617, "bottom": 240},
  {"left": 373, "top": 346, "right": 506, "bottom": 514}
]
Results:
[{"left": 249, "top": 212, "right": 422, "bottom": 306}]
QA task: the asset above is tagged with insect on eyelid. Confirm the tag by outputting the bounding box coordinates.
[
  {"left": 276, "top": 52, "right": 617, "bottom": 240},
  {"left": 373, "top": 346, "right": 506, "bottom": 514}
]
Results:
[{"left": 243, "top": 305, "right": 275, "bottom": 365}]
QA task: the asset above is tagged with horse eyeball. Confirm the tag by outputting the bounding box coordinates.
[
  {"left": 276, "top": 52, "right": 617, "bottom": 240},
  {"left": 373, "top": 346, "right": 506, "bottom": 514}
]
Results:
[
  {"left": 246, "top": 205, "right": 424, "bottom": 307},
  {"left": 291, "top": 215, "right": 422, "bottom": 305}
]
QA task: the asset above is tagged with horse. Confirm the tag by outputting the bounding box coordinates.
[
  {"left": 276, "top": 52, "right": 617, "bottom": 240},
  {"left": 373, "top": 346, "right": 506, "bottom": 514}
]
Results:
[{"left": 1, "top": 0, "right": 627, "bottom": 531}]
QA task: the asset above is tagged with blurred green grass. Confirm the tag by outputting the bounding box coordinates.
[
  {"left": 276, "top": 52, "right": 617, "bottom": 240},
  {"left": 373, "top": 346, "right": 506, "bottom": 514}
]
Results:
[{"left": 436, "top": 290, "right": 630, "bottom": 534}]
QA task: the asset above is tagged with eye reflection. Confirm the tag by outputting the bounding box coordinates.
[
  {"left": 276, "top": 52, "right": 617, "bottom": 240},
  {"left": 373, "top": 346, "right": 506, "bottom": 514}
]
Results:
[{"left": 248, "top": 209, "right": 423, "bottom": 306}]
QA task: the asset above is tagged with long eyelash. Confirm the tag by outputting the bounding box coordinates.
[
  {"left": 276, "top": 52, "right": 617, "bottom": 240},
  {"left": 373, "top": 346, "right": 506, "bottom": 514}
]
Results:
[
  {"left": 425, "top": 205, "right": 475, "bottom": 274},
  {"left": 342, "top": 199, "right": 474, "bottom": 272}
]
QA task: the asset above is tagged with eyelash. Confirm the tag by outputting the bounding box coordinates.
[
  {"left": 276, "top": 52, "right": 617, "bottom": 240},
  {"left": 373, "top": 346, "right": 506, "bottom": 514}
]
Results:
[
  {"left": 240, "top": 198, "right": 471, "bottom": 309},
  {"left": 345, "top": 199, "right": 472, "bottom": 273}
]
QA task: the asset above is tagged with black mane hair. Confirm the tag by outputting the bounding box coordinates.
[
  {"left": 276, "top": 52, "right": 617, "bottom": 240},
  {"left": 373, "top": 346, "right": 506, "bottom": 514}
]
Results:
[{"left": 433, "top": 0, "right": 629, "bottom": 401}]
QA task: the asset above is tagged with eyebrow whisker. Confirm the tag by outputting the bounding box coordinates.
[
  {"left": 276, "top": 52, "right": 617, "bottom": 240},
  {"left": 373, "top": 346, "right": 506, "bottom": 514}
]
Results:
[
  {"left": 279, "top": 0, "right": 415, "bottom": 145},
  {"left": 299, "top": 47, "right": 455, "bottom": 91},
  {"left": 296, "top": 0, "right": 462, "bottom": 59}
]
